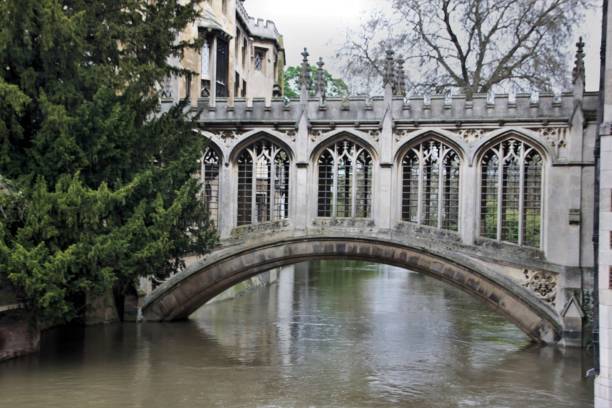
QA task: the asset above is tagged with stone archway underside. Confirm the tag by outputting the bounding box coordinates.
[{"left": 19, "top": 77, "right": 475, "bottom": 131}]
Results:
[{"left": 142, "top": 236, "right": 562, "bottom": 344}]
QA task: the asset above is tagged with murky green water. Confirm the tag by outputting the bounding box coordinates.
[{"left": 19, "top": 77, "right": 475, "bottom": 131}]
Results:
[{"left": 0, "top": 261, "right": 594, "bottom": 407}]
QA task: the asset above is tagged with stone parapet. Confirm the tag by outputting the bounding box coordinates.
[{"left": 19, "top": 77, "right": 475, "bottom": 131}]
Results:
[
  {"left": 0, "top": 308, "right": 39, "bottom": 362},
  {"left": 196, "top": 93, "right": 598, "bottom": 126}
]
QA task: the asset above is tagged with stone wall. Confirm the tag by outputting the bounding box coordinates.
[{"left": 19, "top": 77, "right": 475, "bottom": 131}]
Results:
[
  {"left": 0, "top": 308, "right": 39, "bottom": 362},
  {"left": 595, "top": 2, "right": 612, "bottom": 405}
]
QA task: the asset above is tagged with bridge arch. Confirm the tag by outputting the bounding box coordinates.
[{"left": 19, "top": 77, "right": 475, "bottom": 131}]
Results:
[{"left": 142, "top": 235, "right": 561, "bottom": 344}]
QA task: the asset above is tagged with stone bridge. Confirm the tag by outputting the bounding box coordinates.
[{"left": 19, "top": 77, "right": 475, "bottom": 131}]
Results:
[{"left": 143, "top": 51, "right": 597, "bottom": 346}]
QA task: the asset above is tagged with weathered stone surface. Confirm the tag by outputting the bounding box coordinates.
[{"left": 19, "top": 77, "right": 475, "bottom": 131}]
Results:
[
  {"left": 0, "top": 309, "right": 39, "bottom": 362},
  {"left": 85, "top": 289, "right": 119, "bottom": 325}
]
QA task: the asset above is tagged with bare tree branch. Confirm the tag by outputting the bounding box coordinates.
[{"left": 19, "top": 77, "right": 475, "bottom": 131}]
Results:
[{"left": 338, "top": 0, "right": 594, "bottom": 96}]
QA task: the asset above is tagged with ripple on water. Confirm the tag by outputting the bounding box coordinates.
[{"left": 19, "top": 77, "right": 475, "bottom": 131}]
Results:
[{"left": 0, "top": 260, "right": 594, "bottom": 408}]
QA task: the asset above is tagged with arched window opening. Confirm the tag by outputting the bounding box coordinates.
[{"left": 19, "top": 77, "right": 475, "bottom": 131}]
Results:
[
  {"left": 401, "top": 140, "right": 460, "bottom": 231},
  {"left": 198, "top": 148, "right": 220, "bottom": 225},
  {"left": 479, "top": 138, "right": 543, "bottom": 248},
  {"left": 317, "top": 139, "right": 373, "bottom": 218},
  {"left": 237, "top": 140, "right": 290, "bottom": 226}
]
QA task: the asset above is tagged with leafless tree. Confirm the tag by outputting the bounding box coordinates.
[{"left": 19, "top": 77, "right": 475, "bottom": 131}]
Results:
[{"left": 337, "top": 0, "right": 593, "bottom": 97}]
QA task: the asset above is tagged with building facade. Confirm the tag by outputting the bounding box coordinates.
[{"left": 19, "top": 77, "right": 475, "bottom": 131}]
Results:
[
  {"left": 163, "top": 0, "right": 285, "bottom": 104},
  {"left": 596, "top": 1, "right": 612, "bottom": 406}
]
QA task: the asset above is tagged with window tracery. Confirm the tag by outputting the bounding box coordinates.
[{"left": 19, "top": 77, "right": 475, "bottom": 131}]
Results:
[
  {"left": 317, "top": 139, "right": 373, "bottom": 218},
  {"left": 480, "top": 138, "right": 543, "bottom": 247},
  {"left": 237, "top": 140, "right": 290, "bottom": 226},
  {"left": 198, "top": 148, "right": 220, "bottom": 225},
  {"left": 401, "top": 140, "right": 460, "bottom": 231}
]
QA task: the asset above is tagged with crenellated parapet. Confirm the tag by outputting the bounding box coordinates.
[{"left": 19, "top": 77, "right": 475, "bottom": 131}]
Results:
[{"left": 194, "top": 92, "right": 596, "bottom": 126}]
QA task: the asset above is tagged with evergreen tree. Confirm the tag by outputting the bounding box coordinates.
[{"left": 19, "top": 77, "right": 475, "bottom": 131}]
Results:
[{"left": 0, "top": 0, "right": 217, "bottom": 323}]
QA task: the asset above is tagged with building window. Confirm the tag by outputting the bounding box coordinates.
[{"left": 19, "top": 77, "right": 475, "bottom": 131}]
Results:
[
  {"left": 235, "top": 30, "right": 240, "bottom": 64},
  {"left": 216, "top": 37, "right": 229, "bottom": 97},
  {"left": 235, "top": 72, "right": 240, "bottom": 97},
  {"left": 161, "top": 76, "right": 174, "bottom": 99},
  {"left": 198, "top": 148, "right": 220, "bottom": 225},
  {"left": 201, "top": 40, "right": 210, "bottom": 80},
  {"left": 242, "top": 38, "right": 248, "bottom": 69},
  {"left": 317, "top": 139, "right": 373, "bottom": 218},
  {"left": 480, "top": 138, "right": 543, "bottom": 247},
  {"left": 254, "top": 48, "right": 266, "bottom": 72},
  {"left": 401, "top": 139, "right": 460, "bottom": 231},
  {"left": 237, "top": 139, "right": 290, "bottom": 226}
]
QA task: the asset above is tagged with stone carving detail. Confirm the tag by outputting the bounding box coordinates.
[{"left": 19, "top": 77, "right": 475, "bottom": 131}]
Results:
[
  {"left": 310, "top": 129, "right": 329, "bottom": 142},
  {"left": 368, "top": 129, "right": 380, "bottom": 142},
  {"left": 522, "top": 269, "right": 557, "bottom": 306},
  {"left": 286, "top": 130, "right": 297, "bottom": 142},
  {"left": 535, "top": 127, "right": 568, "bottom": 158},
  {"left": 209, "top": 130, "right": 238, "bottom": 147},
  {"left": 456, "top": 128, "right": 486, "bottom": 144},
  {"left": 394, "top": 129, "right": 416, "bottom": 142},
  {"left": 312, "top": 218, "right": 376, "bottom": 229}
]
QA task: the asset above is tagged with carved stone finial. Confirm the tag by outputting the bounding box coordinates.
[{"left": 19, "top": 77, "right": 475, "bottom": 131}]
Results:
[
  {"left": 395, "top": 55, "right": 406, "bottom": 96},
  {"left": 316, "top": 57, "right": 326, "bottom": 99},
  {"left": 572, "top": 37, "right": 585, "bottom": 84},
  {"left": 383, "top": 48, "right": 395, "bottom": 88},
  {"left": 300, "top": 48, "right": 311, "bottom": 90}
]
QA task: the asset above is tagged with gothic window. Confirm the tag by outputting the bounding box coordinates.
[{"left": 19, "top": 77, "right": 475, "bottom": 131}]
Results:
[
  {"left": 480, "top": 138, "right": 543, "bottom": 247},
  {"left": 401, "top": 140, "right": 460, "bottom": 231},
  {"left": 198, "top": 148, "right": 220, "bottom": 225},
  {"left": 237, "top": 140, "right": 290, "bottom": 226},
  {"left": 254, "top": 48, "right": 266, "bottom": 72},
  {"left": 317, "top": 139, "right": 373, "bottom": 218}
]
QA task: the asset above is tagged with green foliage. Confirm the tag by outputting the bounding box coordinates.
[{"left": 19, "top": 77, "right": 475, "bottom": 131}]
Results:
[
  {"left": 481, "top": 200, "right": 540, "bottom": 246},
  {"left": 0, "top": 0, "right": 217, "bottom": 323},
  {"left": 284, "top": 65, "right": 349, "bottom": 98}
]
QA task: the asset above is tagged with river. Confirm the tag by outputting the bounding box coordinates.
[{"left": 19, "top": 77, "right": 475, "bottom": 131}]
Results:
[{"left": 0, "top": 260, "right": 594, "bottom": 407}]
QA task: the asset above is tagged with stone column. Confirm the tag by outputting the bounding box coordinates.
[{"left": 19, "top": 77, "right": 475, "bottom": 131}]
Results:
[
  {"left": 376, "top": 49, "right": 396, "bottom": 230},
  {"left": 218, "top": 159, "right": 233, "bottom": 239},
  {"left": 210, "top": 36, "right": 218, "bottom": 108},
  {"left": 293, "top": 49, "right": 311, "bottom": 231},
  {"left": 460, "top": 162, "right": 477, "bottom": 245},
  {"left": 376, "top": 107, "right": 394, "bottom": 230}
]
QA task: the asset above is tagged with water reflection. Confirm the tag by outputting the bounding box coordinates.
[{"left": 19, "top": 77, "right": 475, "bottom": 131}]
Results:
[{"left": 0, "top": 260, "right": 593, "bottom": 407}]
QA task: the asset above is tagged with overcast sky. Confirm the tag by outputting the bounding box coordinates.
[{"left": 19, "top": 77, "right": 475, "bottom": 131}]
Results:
[{"left": 246, "top": 0, "right": 602, "bottom": 91}]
